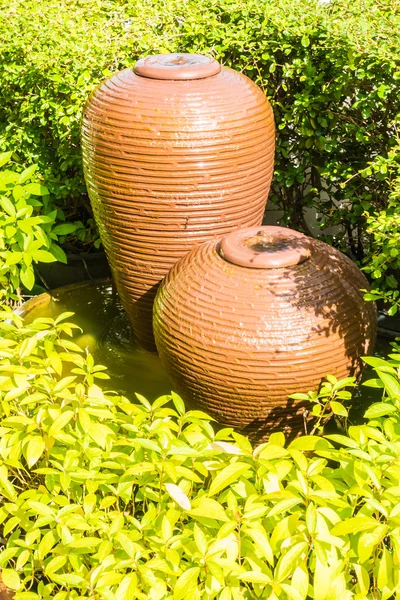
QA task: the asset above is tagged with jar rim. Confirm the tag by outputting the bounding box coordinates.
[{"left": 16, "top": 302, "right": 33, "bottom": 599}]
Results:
[
  {"left": 219, "top": 226, "right": 312, "bottom": 269},
  {"left": 134, "top": 53, "right": 221, "bottom": 80}
]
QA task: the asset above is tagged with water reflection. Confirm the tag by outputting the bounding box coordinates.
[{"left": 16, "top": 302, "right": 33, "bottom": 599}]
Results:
[{"left": 22, "top": 280, "right": 171, "bottom": 401}]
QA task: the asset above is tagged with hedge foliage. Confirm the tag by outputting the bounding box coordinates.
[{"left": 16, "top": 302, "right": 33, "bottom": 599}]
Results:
[
  {"left": 1, "top": 0, "right": 400, "bottom": 260},
  {"left": 1, "top": 307, "right": 400, "bottom": 599}
]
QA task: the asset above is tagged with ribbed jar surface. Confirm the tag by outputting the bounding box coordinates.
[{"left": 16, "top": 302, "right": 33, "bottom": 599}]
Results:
[
  {"left": 81, "top": 57, "right": 275, "bottom": 350},
  {"left": 153, "top": 228, "right": 377, "bottom": 441}
]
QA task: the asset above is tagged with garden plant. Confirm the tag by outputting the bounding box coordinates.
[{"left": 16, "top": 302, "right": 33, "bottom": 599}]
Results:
[
  {"left": 1, "top": 0, "right": 400, "bottom": 598},
  {"left": 0, "top": 309, "right": 399, "bottom": 598}
]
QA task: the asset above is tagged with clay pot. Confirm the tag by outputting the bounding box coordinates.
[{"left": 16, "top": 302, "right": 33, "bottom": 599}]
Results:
[
  {"left": 0, "top": 578, "right": 13, "bottom": 600},
  {"left": 153, "top": 226, "right": 378, "bottom": 440},
  {"left": 81, "top": 53, "right": 275, "bottom": 349}
]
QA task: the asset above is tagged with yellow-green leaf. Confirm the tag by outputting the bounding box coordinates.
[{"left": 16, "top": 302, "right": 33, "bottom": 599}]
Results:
[
  {"left": 1, "top": 569, "right": 21, "bottom": 591},
  {"left": 208, "top": 462, "right": 251, "bottom": 496},
  {"left": 188, "top": 498, "right": 230, "bottom": 522},
  {"left": 26, "top": 436, "right": 45, "bottom": 468},
  {"left": 239, "top": 571, "right": 270, "bottom": 584},
  {"left": 48, "top": 410, "right": 74, "bottom": 437},
  {"left": 165, "top": 483, "right": 191, "bottom": 511},
  {"left": 173, "top": 567, "right": 200, "bottom": 600},
  {"left": 276, "top": 542, "right": 307, "bottom": 582}
]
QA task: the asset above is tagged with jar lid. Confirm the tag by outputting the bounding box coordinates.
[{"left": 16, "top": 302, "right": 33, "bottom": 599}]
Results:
[
  {"left": 134, "top": 53, "right": 221, "bottom": 80},
  {"left": 219, "top": 226, "right": 312, "bottom": 269}
]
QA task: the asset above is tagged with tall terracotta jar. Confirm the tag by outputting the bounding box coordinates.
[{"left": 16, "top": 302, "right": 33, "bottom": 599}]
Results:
[
  {"left": 153, "top": 226, "right": 377, "bottom": 440},
  {"left": 81, "top": 53, "right": 276, "bottom": 350}
]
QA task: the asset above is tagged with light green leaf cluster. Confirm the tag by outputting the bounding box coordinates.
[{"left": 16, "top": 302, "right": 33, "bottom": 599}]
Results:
[
  {"left": 290, "top": 374, "right": 356, "bottom": 435},
  {"left": 361, "top": 138, "right": 400, "bottom": 316},
  {"left": 1, "top": 311, "right": 400, "bottom": 598},
  {"left": 0, "top": 155, "right": 77, "bottom": 305}
]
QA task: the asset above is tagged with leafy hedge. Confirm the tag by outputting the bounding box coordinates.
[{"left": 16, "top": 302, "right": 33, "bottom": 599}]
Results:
[
  {"left": 1, "top": 0, "right": 399, "bottom": 263},
  {"left": 0, "top": 153, "right": 77, "bottom": 305},
  {"left": 1, "top": 308, "right": 400, "bottom": 598}
]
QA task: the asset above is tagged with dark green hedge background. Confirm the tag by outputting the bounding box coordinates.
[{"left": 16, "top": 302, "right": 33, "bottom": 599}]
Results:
[{"left": 1, "top": 0, "right": 399, "bottom": 260}]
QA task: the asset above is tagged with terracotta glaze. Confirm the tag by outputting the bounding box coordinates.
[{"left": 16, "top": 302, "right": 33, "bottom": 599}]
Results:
[
  {"left": 81, "top": 53, "right": 275, "bottom": 349},
  {"left": 153, "top": 226, "right": 378, "bottom": 440},
  {"left": 0, "top": 579, "right": 13, "bottom": 600}
]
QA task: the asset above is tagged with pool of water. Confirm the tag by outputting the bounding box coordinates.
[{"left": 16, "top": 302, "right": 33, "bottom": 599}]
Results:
[
  {"left": 21, "top": 280, "right": 171, "bottom": 401},
  {"left": 20, "top": 279, "right": 396, "bottom": 422}
]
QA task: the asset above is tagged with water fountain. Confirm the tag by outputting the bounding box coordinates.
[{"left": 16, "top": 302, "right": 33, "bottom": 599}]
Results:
[{"left": 19, "top": 53, "right": 381, "bottom": 439}]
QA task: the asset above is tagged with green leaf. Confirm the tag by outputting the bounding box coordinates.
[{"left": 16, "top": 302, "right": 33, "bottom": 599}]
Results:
[
  {"left": 188, "top": 498, "right": 230, "bottom": 522},
  {"left": 171, "top": 391, "right": 185, "bottom": 415},
  {"left": 0, "top": 465, "right": 17, "bottom": 501},
  {"left": 52, "top": 223, "right": 78, "bottom": 235},
  {"left": 288, "top": 393, "right": 309, "bottom": 401},
  {"left": 19, "top": 336, "right": 37, "bottom": 358},
  {"left": 17, "top": 164, "right": 38, "bottom": 183},
  {"left": 51, "top": 573, "right": 85, "bottom": 587},
  {"left": 330, "top": 401, "right": 348, "bottom": 417},
  {"left": 26, "top": 436, "right": 45, "bottom": 467},
  {"left": 291, "top": 566, "right": 309, "bottom": 600},
  {"left": 6, "top": 251, "right": 23, "bottom": 265},
  {"left": 268, "top": 497, "right": 303, "bottom": 517},
  {"left": 324, "top": 434, "right": 359, "bottom": 448},
  {"left": 376, "top": 369, "right": 400, "bottom": 398},
  {"left": 165, "top": 483, "right": 191, "bottom": 510},
  {"left": 208, "top": 462, "right": 251, "bottom": 496},
  {"left": 173, "top": 567, "right": 200, "bottom": 600},
  {"left": 301, "top": 35, "right": 310, "bottom": 47},
  {"left": 257, "top": 444, "right": 289, "bottom": 460},
  {"left": 193, "top": 523, "right": 208, "bottom": 555},
  {"left": 32, "top": 250, "right": 57, "bottom": 263},
  {"left": 134, "top": 392, "right": 152, "bottom": 410},
  {"left": 276, "top": 542, "right": 308, "bottom": 582},
  {"left": 243, "top": 525, "right": 274, "bottom": 565},
  {"left": 0, "top": 196, "right": 16, "bottom": 217},
  {"left": 1, "top": 569, "right": 21, "bottom": 591},
  {"left": 0, "top": 548, "right": 18, "bottom": 567},
  {"left": 50, "top": 244, "right": 67, "bottom": 264},
  {"left": 115, "top": 574, "right": 137, "bottom": 600},
  {"left": 362, "top": 378, "right": 384, "bottom": 389},
  {"left": 20, "top": 265, "right": 35, "bottom": 290},
  {"left": 280, "top": 583, "right": 307, "bottom": 600},
  {"left": 27, "top": 501, "right": 56, "bottom": 518},
  {"left": 24, "top": 183, "right": 49, "bottom": 196},
  {"left": 289, "top": 436, "right": 330, "bottom": 451},
  {"left": 377, "top": 547, "right": 392, "bottom": 590},
  {"left": 37, "top": 530, "right": 57, "bottom": 560},
  {"left": 0, "top": 151, "right": 13, "bottom": 169},
  {"left": 48, "top": 410, "right": 75, "bottom": 437},
  {"left": 239, "top": 571, "right": 270, "bottom": 584},
  {"left": 364, "top": 402, "right": 398, "bottom": 418},
  {"left": 67, "top": 537, "right": 102, "bottom": 548},
  {"left": 362, "top": 356, "right": 390, "bottom": 368},
  {"left": 45, "top": 556, "right": 67, "bottom": 575},
  {"left": 331, "top": 516, "right": 378, "bottom": 536}
]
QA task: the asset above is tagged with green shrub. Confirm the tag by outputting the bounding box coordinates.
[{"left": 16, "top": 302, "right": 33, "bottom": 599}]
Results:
[
  {"left": 0, "top": 153, "right": 78, "bottom": 305},
  {"left": 361, "top": 140, "right": 400, "bottom": 315},
  {"left": 1, "top": 308, "right": 400, "bottom": 599},
  {"left": 1, "top": 0, "right": 399, "bottom": 261}
]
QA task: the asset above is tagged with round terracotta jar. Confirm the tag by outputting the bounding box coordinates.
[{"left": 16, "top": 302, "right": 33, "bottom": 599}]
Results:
[
  {"left": 81, "top": 53, "right": 275, "bottom": 350},
  {"left": 153, "top": 226, "right": 377, "bottom": 440}
]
